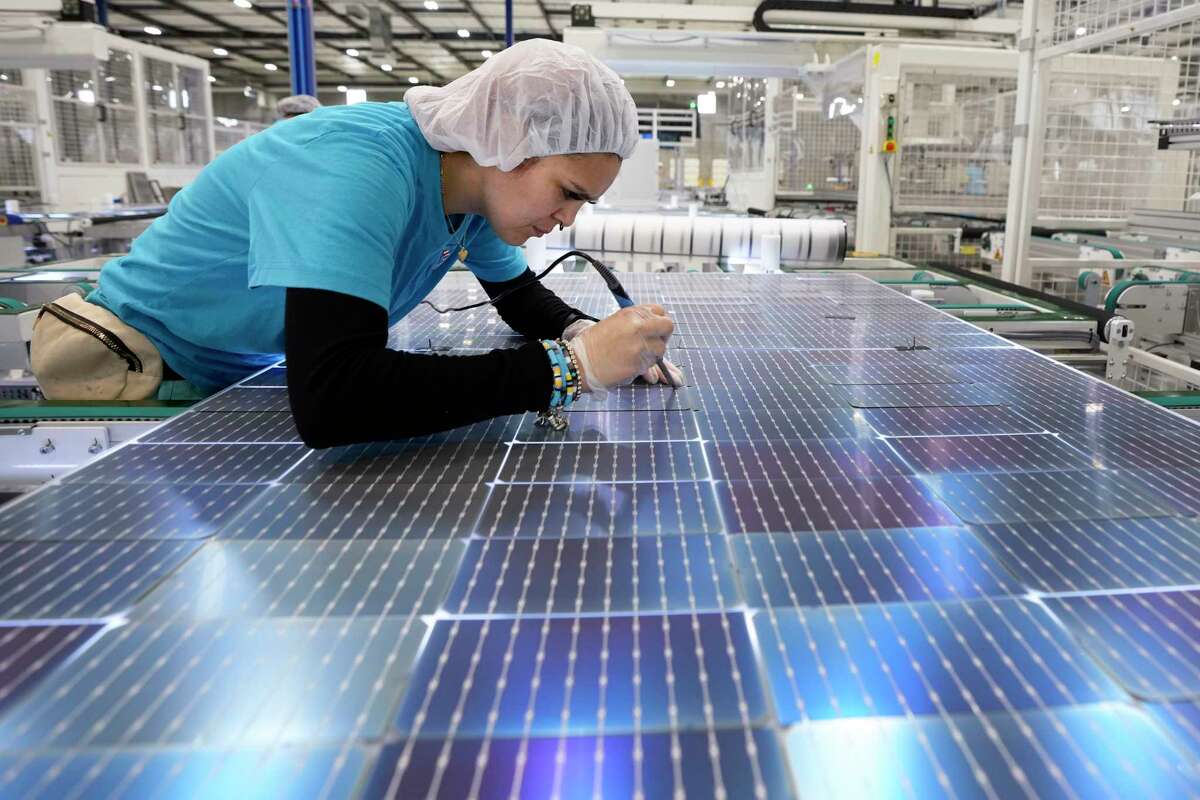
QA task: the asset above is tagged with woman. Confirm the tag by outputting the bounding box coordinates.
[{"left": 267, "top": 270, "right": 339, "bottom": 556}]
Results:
[{"left": 31, "top": 39, "right": 682, "bottom": 447}]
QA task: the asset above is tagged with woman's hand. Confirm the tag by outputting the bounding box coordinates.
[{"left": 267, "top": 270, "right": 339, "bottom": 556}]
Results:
[{"left": 567, "top": 305, "right": 675, "bottom": 395}]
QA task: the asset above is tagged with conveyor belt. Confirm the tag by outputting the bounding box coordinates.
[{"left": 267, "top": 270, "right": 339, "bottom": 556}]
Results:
[{"left": 0, "top": 271, "right": 1198, "bottom": 798}]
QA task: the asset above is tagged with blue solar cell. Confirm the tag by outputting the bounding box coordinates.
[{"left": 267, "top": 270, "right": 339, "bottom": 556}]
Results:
[
  {"left": 219, "top": 482, "right": 489, "bottom": 540},
  {"left": 698, "top": 407, "right": 875, "bottom": 441},
  {"left": 516, "top": 410, "right": 700, "bottom": 442},
  {"left": 567, "top": 385, "right": 698, "bottom": 411},
  {"left": 142, "top": 411, "right": 301, "bottom": 443},
  {"left": 1060, "top": 434, "right": 1200, "bottom": 472},
  {"left": 839, "top": 383, "right": 1005, "bottom": 408},
  {"left": 135, "top": 539, "right": 466, "bottom": 620},
  {"left": 1146, "top": 700, "right": 1200, "bottom": 763},
  {"left": 0, "top": 747, "right": 367, "bottom": 800},
  {"left": 475, "top": 482, "right": 724, "bottom": 537},
  {"left": 860, "top": 405, "right": 1046, "bottom": 436},
  {"left": 443, "top": 535, "right": 739, "bottom": 615},
  {"left": 1124, "top": 469, "right": 1200, "bottom": 516},
  {"left": 61, "top": 444, "right": 307, "bottom": 485},
  {"left": 733, "top": 527, "right": 1020, "bottom": 608},
  {"left": 1046, "top": 590, "right": 1200, "bottom": 702},
  {"left": 754, "top": 599, "right": 1124, "bottom": 724},
  {"left": 0, "top": 623, "right": 106, "bottom": 715},
  {"left": 0, "top": 618, "right": 424, "bottom": 747},
  {"left": 812, "top": 363, "right": 968, "bottom": 385},
  {"left": 922, "top": 470, "right": 1190, "bottom": 525},
  {"left": 498, "top": 442, "right": 709, "bottom": 483},
  {"left": 0, "top": 484, "right": 264, "bottom": 542},
  {"left": 394, "top": 613, "right": 768, "bottom": 738},
  {"left": 710, "top": 438, "right": 910, "bottom": 483},
  {"left": 0, "top": 540, "right": 201, "bottom": 619},
  {"left": 195, "top": 387, "right": 292, "bottom": 413},
  {"left": 694, "top": 384, "right": 845, "bottom": 411},
  {"left": 364, "top": 728, "right": 793, "bottom": 800},
  {"left": 716, "top": 477, "right": 959, "bottom": 534},
  {"left": 886, "top": 433, "right": 1095, "bottom": 474},
  {"left": 240, "top": 366, "right": 287, "bottom": 387},
  {"left": 280, "top": 439, "right": 508, "bottom": 485},
  {"left": 972, "top": 517, "right": 1200, "bottom": 592},
  {"left": 786, "top": 704, "right": 1200, "bottom": 799}
]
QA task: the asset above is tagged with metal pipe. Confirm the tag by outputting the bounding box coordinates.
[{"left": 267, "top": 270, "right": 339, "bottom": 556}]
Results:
[
  {"left": 505, "top": 0, "right": 513, "bottom": 47},
  {"left": 287, "top": 0, "right": 318, "bottom": 96}
]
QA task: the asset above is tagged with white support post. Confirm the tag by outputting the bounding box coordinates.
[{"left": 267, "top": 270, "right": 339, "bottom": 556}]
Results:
[
  {"left": 28, "top": 68, "right": 60, "bottom": 206},
  {"left": 854, "top": 44, "right": 898, "bottom": 254},
  {"left": 1000, "top": 0, "right": 1052, "bottom": 287}
]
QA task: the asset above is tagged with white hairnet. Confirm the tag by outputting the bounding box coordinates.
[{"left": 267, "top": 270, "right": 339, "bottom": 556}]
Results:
[
  {"left": 405, "top": 38, "right": 639, "bottom": 171},
  {"left": 276, "top": 94, "right": 320, "bottom": 117}
]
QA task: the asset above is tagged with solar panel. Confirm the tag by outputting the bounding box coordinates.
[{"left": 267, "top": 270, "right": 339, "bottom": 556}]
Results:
[{"left": 1, "top": 269, "right": 1199, "bottom": 797}]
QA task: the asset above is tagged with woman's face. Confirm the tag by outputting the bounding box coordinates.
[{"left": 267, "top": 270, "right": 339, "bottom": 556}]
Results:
[{"left": 482, "top": 154, "right": 621, "bottom": 246}]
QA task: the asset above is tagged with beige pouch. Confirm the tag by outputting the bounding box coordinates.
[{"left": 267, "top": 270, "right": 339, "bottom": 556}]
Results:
[{"left": 31, "top": 293, "right": 163, "bottom": 400}]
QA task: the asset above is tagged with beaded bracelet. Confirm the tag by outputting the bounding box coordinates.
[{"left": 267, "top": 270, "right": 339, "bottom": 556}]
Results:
[{"left": 540, "top": 338, "right": 580, "bottom": 410}]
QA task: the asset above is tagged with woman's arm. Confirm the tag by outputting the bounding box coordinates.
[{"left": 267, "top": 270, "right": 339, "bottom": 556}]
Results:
[
  {"left": 285, "top": 287, "right": 551, "bottom": 448},
  {"left": 476, "top": 269, "right": 598, "bottom": 340}
]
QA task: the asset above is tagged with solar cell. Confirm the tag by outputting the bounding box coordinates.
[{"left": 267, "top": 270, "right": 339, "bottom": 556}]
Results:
[{"left": 2, "top": 269, "right": 1199, "bottom": 797}]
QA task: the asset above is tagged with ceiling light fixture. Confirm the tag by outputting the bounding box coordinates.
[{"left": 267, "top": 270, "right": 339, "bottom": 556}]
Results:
[
  {"left": 457, "top": 28, "right": 470, "bottom": 38},
  {"left": 212, "top": 47, "right": 228, "bottom": 56},
  {"left": 143, "top": 25, "right": 162, "bottom": 35}
]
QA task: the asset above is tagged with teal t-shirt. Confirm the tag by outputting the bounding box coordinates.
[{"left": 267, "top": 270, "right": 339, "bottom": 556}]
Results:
[{"left": 90, "top": 102, "right": 526, "bottom": 391}]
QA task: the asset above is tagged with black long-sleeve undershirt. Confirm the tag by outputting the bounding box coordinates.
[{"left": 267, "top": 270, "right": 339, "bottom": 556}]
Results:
[{"left": 284, "top": 271, "right": 594, "bottom": 448}]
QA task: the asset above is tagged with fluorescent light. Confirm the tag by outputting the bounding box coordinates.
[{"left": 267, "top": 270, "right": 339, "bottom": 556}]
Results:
[
  {"left": 151, "top": 83, "right": 163, "bottom": 92},
  {"left": 243, "top": 86, "right": 252, "bottom": 97},
  {"left": 408, "top": 76, "right": 419, "bottom": 84},
  {"left": 232, "top": 0, "right": 252, "bottom": 8},
  {"left": 423, "top": 0, "right": 438, "bottom": 8},
  {"left": 77, "top": 88, "right": 96, "bottom": 104},
  {"left": 264, "top": 63, "right": 277, "bottom": 71},
  {"left": 208, "top": 75, "right": 216, "bottom": 83},
  {"left": 1174, "top": 98, "right": 1183, "bottom": 107},
  {"left": 345, "top": 48, "right": 359, "bottom": 57},
  {"left": 697, "top": 91, "right": 716, "bottom": 115},
  {"left": 346, "top": 88, "right": 367, "bottom": 104},
  {"left": 480, "top": 50, "right": 492, "bottom": 59},
  {"left": 665, "top": 78, "right": 675, "bottom": 88},
  {"left": 1120, "top": 104, "right": 1131, "bottom": 112},
  {"left": 380, "top": 63, "right": 393, "bottom": 71},
  {"left": 336, "top": 84, "right": 347, "bottom": 92},
  {"left": 715, "top": 80, "right": 725, "bottom": 89},
  {"left": 212, "top": 47, "right": 228, "bottom": 56},
  {"left": 1075, "top": 26, "right": 1087, "bottom": 36},
  {"left": 457, "top": 28, "right": 470, "bottom": 37},
  {"left": 143, "top": 25, "right": 162, "bottom": 35}
]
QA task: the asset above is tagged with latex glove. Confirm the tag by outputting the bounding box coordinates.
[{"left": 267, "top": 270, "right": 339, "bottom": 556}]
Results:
[
  {"left": 562, "top": 318, "right": 595, "bottom": 341},
  {"left": 568, "top": 305, "right": 674, "bottom": 397},
  {"left": 639, "top": 358, "right": 685, "bottom": 386}
]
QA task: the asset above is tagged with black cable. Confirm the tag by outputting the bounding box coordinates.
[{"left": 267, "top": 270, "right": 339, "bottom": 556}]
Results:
[
  {"left": 421, "top": 250, "right": 628, "bottom": 314},
  {"left": 1144, "top": 341, "right": 1180, "bottom": 354}
]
